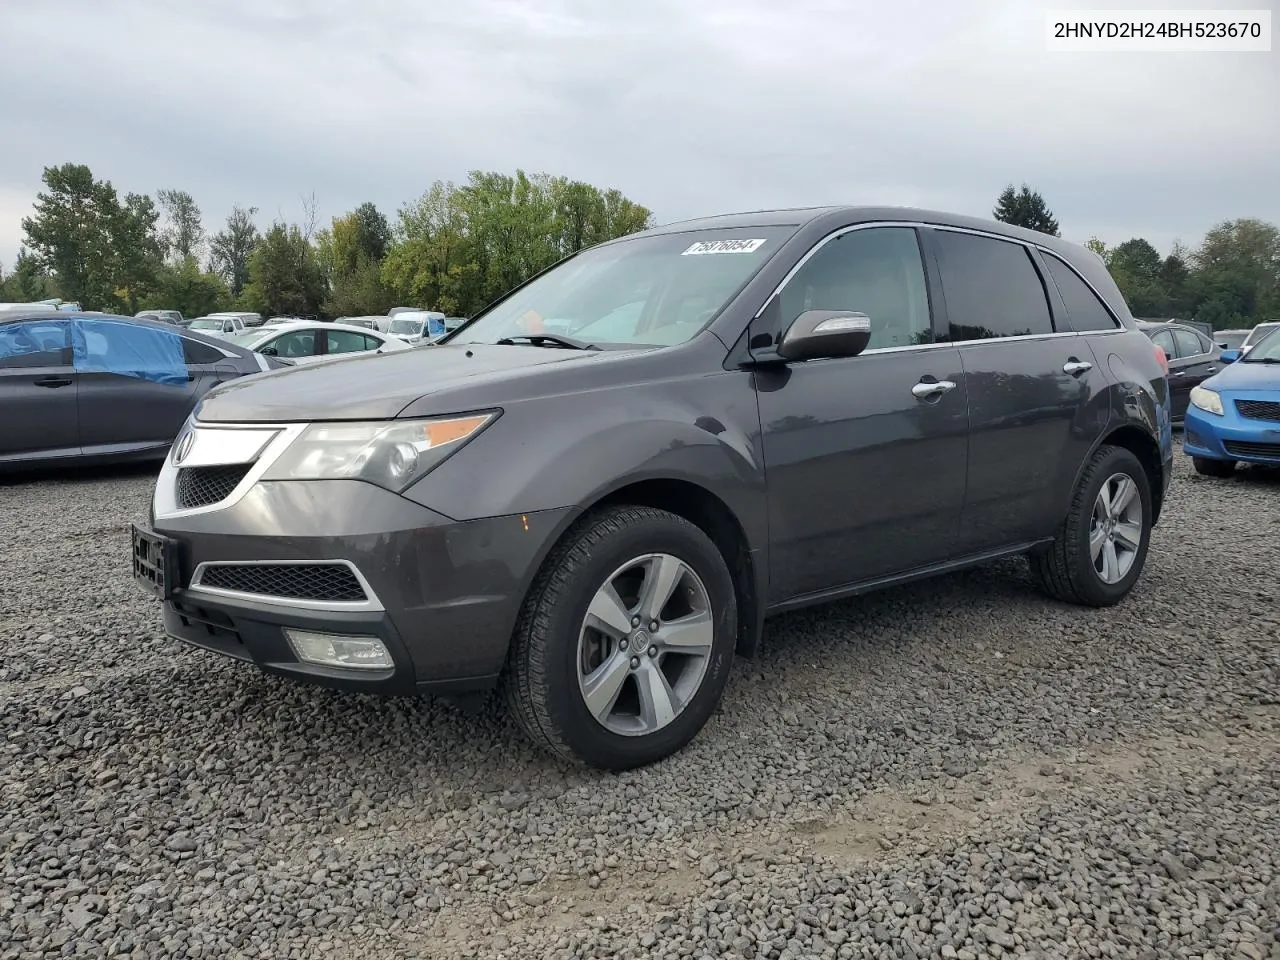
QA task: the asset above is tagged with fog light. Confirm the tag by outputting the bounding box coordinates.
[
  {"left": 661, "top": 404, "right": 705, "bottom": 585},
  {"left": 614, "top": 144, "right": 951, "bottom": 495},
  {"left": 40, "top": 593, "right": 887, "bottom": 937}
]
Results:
[{"left": 284, "top": 629, "right": 393, "bottom": 670}]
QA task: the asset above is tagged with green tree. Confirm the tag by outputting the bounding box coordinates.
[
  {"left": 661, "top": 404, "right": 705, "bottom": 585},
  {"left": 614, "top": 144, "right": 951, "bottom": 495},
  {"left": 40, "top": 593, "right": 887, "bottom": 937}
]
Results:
[
  {"left": 241, "top": 223, "right": 326, "bottom": 317},
  {"left": 156, "top": 188, "right": 204, "bottom": 263},
  {"left": 1084, "top": 237, "right": 1110, "bottom": 261},
  {"left": 0, "top": 248, "right": 57, "bottom": 302},
  {"left": 140, "top": 256, "right": 231, "bottom": 317},
  {"left": 993, "top": 183, "right": 1061, "bottom": 237},
  {"left": 208, "top": 205, "right": 261, "bottom": 297},
  {"left": 20, "top": 163, "right": 161, "bottom": 312},
  {"left": 1188, "top": 218, "right": 1280, "bottom": 328},
  {"left": 316, "top": 202, "right": 395, "bottom": 317}
]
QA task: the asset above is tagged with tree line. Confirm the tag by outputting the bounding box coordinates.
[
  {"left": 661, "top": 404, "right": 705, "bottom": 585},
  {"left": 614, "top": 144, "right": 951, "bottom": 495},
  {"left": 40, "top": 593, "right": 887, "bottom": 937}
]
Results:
[
  {"left": 994, "top": 183, "right": 1279, "bottom": 328},
  {"left": 0, "top": 164, "right": 654, "bottom": 320},
  {"left": 2, "top": 168, "right": 1275, "bottom": 331}
]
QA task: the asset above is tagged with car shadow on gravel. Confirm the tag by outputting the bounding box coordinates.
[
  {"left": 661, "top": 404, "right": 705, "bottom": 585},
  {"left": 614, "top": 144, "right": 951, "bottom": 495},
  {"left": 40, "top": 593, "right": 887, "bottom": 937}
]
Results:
[{"left": 0, "top": 460, "right": 160, "bottom": 488}]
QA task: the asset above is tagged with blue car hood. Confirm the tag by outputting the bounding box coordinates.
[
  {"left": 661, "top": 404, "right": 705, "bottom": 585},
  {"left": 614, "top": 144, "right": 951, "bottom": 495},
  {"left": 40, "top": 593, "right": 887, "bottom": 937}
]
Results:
[{"left": 1208, "top": 360, "right": 1280, "bottom": 392}]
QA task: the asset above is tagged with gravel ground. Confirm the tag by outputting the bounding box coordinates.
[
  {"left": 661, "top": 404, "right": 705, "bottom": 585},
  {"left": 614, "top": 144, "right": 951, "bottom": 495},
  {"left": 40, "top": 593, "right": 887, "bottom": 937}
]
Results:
[{"left": 2, "top": 444, "right": 1278, "bottom": 960}]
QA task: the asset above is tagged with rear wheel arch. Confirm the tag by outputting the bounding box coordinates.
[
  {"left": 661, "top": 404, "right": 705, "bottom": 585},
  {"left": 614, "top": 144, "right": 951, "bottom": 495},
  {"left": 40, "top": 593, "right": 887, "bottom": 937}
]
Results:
[{"left": 1072, "top": 423, "right": 1165, "bottom": 526}]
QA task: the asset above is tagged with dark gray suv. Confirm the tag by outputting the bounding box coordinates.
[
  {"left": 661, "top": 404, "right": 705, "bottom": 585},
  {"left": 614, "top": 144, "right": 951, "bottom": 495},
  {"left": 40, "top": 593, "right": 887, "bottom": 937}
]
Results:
[{"left": 131, "top": 206, "right": 1174, "bottom": 770}]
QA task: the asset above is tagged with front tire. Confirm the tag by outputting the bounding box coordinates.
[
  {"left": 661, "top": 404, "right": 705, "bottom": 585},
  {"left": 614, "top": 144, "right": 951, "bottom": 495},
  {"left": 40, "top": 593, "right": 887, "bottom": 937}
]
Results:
[
  {"left": 1031, "top": 444, "right": 1153, "bottom": 607},
  {"left": 503, "top": 505, "right": 737, "bottom": 771},
  {"left": 1192, "top": 456, "right": 1236, "bottom": 478}
]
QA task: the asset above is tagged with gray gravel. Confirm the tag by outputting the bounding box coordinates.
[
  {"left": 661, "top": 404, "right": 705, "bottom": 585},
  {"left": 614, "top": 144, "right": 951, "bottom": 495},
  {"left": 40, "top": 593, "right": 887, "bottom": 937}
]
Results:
[{"left": 2, "top": 445, "right": 1278, "bottom": 960}]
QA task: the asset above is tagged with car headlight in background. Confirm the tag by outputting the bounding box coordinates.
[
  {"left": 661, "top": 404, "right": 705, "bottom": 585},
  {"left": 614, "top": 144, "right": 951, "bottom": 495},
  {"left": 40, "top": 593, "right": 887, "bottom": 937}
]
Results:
[
  {"left": 263, "top": 412, "right": 498, "bottom": 492},
  {"left": 1189, "top": 386, "right": 1224, "bottom": 416}
]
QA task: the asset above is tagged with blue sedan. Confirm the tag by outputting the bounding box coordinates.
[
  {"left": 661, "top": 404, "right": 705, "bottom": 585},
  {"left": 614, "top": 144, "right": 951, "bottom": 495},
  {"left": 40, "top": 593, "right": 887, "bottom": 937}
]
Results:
[{"left": 1184, "top": 325, "right": 1280, "bottom": 476}]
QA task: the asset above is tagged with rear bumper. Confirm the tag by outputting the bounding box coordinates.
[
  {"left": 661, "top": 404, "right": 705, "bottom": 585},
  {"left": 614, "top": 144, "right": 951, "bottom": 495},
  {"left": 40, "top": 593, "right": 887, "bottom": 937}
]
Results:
[
  {"left": 1184, "top": 401, "right": 1280, "bottom": 466},
  {"left": 136, "top": 478, "right": 575, "bottom": 694}
]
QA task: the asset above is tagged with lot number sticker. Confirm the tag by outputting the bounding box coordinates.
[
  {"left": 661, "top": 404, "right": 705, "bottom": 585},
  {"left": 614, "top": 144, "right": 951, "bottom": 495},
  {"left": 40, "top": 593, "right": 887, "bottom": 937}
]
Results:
[{"left": 681, "top": 238, "right": 767, "bottom": 255}]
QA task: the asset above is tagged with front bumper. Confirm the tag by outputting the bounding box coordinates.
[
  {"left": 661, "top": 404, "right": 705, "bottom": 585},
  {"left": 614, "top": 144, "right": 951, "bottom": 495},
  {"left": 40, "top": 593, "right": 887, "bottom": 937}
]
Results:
[
  {"left": 1184, "top": 397, "right": 1280, "bottom": 466},
  {"left": 133, "top": 477, "right": 574, "bottom": 695}
]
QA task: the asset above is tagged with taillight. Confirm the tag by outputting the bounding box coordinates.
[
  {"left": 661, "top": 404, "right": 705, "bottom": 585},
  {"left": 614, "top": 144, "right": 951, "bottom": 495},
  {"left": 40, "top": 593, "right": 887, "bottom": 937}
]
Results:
[{"left": 1153, "top": 344, "right": 1169, "bottom": 375}]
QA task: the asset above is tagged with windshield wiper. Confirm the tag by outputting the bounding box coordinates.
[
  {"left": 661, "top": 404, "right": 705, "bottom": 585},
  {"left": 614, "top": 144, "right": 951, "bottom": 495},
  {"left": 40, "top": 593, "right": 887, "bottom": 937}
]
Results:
[
  {"left": 493, "top": 333, "right": 598, "bottom": 351},
  {"left": 1243, "top": 356, "right": 1280, "bottom": 363}
]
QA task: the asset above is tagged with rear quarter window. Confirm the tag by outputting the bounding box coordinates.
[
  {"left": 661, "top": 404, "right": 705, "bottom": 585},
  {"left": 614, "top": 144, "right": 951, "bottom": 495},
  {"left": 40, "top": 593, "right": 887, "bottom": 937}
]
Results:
[{"left": 1042, "top": 253, "right": 1120, "bottom": 332}]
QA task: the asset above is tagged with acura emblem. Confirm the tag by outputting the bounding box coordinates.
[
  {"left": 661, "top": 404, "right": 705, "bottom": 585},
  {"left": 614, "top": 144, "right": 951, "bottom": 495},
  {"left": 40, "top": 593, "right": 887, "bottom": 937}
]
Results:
[{"left": 173, "top": 431, "right": 194, "bottom": 464}]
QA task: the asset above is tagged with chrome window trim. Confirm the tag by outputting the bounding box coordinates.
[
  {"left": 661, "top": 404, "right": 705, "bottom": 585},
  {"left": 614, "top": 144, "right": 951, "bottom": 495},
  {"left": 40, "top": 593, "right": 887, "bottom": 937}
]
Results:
[
  {"left": 186, "top": 559, "right": 385, "bottom": 613},
  {"left": 153, "top": 421, "right": 309, "bottom": 521},
  {"left": 1034, "top": 247, "right": 1124, "bottom": 331},
  {"left": 753, "top": 219, "right": 1121, "bottom": 352}
]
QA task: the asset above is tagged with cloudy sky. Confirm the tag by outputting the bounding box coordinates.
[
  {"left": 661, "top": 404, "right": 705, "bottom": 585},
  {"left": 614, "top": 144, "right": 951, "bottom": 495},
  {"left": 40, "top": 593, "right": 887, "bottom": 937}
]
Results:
[{"left": 0, "top": 0, "right": 1275, "bottom": 270}]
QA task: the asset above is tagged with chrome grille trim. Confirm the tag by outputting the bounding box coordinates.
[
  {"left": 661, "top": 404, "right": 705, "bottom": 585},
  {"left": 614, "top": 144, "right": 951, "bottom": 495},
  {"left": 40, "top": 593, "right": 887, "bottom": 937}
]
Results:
[{"left": 186, "top": 560, "right": 384, "bottom": 612}]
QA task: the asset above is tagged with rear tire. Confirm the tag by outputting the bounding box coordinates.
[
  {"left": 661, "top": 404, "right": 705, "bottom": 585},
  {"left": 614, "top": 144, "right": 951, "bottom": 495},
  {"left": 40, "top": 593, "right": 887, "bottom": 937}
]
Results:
[
  {"left": 1031, "top": 444, "right": 1152, "bottom": 608},
  {"left": 1192, "top": 456, "right": 1236, "bottom": 478},
  {"left": 503, "top": 505, "right": 737, "bottom": 771}
]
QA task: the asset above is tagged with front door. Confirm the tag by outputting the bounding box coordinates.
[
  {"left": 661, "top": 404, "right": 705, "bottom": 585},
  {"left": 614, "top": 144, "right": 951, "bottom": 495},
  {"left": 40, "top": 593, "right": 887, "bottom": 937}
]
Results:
[
  {"left": 0, "top": 318, "right": 79, "bottom": 462},
  {"left": 1169, "top": 326, "right": 1221, "bottom": 417},
  {"left": 756, "top": 224, "right": 969, "bottom": 602}
]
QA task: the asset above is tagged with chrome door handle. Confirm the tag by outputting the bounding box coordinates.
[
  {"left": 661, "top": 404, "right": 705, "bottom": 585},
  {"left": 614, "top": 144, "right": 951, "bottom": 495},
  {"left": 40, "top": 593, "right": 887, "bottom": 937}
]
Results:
[
  {"left": 1063, "top": 360, "right": 1093, "bottom": 376},
  {"left": 912, "top": 379, "right": 957, "bottom": 399}
]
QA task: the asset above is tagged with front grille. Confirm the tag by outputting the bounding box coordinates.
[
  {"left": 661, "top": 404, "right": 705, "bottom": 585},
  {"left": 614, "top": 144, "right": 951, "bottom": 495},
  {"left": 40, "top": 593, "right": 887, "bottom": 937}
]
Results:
[
  {"left": 1223, "top": 440, "right": 1280, "bottom": 460},
  {"left": 197, "top": 563, "right": 368, "bottom": 602},
  {"left": 176, "top": 464, "right": 252, "bottom": 509},
  {"left": 1234, "top": 399, "right": 1280, "bottom": 422}
]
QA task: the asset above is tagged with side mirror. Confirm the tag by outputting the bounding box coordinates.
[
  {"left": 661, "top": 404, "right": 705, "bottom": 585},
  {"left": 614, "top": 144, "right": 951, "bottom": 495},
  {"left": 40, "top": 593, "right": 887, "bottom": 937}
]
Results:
[
  {"left": 776, "top": 311, "right": 873, "bottom": 362},
  {"left": 1220, "top": 349, "right": 1241, "bottom": 364},
  {"left": 260, "top": 347, "right": 278, "bottom": 357}
]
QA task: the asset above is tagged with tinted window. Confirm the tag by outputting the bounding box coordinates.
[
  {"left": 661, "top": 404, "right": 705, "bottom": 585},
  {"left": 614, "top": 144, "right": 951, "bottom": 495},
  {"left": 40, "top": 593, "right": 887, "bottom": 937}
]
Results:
[
  {"left": 776, "top": 226, "right": 932, "bottom": 350},
  {"left": 182, "top": 338, "right": 225, "bottom": 365},
  {"left": 1150, "top": 329, "right": 1176, "bottom": 356},
  {"left": 1042, "top": 254, "right": 1118, "bottom": 332},
  {"left": 326, "top": 329, "right": 375, "bottom": 354},
  {"left": 263, "top": 330, "right": 317, "bottom": 358},
  {"left": 0, "top": 320, "right": 70, "bottom": 369},
  {"left": 933, "top": 231, "right": 1053, "bottom": 341},
  {"left": 1173, "top": 329, "right": 1206, "bottom": 358}
]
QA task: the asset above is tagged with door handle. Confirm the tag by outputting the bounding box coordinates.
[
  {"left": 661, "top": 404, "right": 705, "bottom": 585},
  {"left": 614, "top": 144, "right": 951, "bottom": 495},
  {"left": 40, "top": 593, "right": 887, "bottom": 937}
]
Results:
[
  {"left": 912, "top": 379, "right": 957, "bottom": 399},
  {"left": 1169, "top": 370, "right": 1184, "bottom": 377},
  {"left": 1206, "top": 367, "right": 1217, "bottom": 374},
  {"left": 33, "top": 377, "right": 73, "bottom": 388},
  {"left": 1063, "top": 360, "right": 1093, "bottom": 376}
]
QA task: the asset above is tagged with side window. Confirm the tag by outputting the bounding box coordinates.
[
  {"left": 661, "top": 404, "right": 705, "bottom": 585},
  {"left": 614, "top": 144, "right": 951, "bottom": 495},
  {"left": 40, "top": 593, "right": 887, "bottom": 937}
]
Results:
[
  {"left": 0, "top": 320, "right": 70, "bottom": 369},
  {"left": 222, "top": 320, "right": 235, "bottom": 334},
  {"left": 776, "top": 226, "right": 932, "bottom": 350},
  {"left": 182, "top": 337, "right": 225, "bottom": 365},
  {"left": 264, "top": 330, "right": 316, "bottom": 358},
  {"left": 1150, "top": 329, "right": 1176, "bottom": 358},
  {"left": 933, "top": 231, "right": 1054, "bottom": 341},
  {"left": 325, "top": 329, "right": 373, "bottom": 355},
  {"left": 1173, "top": 329, "right": 1205, "bottom": 358},
  {"left": 1042, "top": 253, "right": 1119, "bottom": 332}
]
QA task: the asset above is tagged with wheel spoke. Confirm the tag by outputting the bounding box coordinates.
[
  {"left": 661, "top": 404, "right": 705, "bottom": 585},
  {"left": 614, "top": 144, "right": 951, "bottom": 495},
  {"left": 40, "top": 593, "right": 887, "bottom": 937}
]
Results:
[
  {"left": 657, "top": 611, "right": 714, "bottom": 654},
  {"left": 1089, "top": 524, "right": 1108, "bottom": 561},
  {"left": 1096, "top": 483, "right": 1113, "bottom": 517},
  {"left": 1110, "top": 477, "right": 1136, "bottom": 517},
  {"left": 586, "top": 582, "right": 633, "bottom": 639},
  {"left": 1114, "top": 520, "right": 1142, "bottom": 552},
  {"left": 1101, "top": 540, "right": 1121, "bottom": 582},
  {"left": 581, "top": 653, "right": 630, "bottom": 722},
  {"left": 635, "top": 661, "right": 677, "bottom": 730},
  {"left": 639, "top": 555, "right": 684, "bottom": 622}
]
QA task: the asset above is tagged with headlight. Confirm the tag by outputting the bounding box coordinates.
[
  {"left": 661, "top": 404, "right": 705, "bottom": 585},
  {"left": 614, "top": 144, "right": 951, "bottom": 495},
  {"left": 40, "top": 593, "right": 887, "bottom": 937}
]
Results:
[
  {"left": 1189, "top": 386, "right": 1223, "bottom": 416},
  {"left": 263, "top": 412, "right": 498, "bottom": 492}
]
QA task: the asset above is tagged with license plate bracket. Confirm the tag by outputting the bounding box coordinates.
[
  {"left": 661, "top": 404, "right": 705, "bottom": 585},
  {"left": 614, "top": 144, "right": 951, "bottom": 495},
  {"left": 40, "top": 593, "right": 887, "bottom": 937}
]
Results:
[{"left": 131, "top": 523, "right": 176, "bottom": 601}]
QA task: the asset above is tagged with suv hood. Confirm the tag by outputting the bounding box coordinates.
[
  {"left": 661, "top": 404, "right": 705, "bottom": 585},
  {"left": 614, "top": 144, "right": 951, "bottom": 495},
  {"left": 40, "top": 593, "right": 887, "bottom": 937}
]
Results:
[{"left": 194, "top": 343, "right": 634, "bottom": 422}]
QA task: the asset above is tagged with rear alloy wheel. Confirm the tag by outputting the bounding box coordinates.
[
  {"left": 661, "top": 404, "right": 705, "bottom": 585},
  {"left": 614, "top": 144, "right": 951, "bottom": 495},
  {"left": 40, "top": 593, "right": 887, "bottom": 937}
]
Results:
[
  {"left": 1031, "top": 444, "right": 1152, "bottom": 607},
  {"left": 1192, "top": 456, "right": 1236, "bottom": 478},
  {"left": 504, "top": 505, "right": 736, "bottom": 770}
]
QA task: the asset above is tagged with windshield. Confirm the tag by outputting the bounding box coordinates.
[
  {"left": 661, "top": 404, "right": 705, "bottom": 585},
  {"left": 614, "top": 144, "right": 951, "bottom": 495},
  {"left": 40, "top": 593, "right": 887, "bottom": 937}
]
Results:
[
  {"left": 1243, "top": 326, "right": 1280, "bottom": 361},
  {"left": 449, "top": 227, "right": 793, "bottom": 348},
  {"left": 389, "top": 316, "right": 426, "bottom": 335},
  {"left": 1244, "top": 323, "right": 1278, "bottom": 347},
  {"left": 189, "top": 319, "right": 223, "bottom": 331}
]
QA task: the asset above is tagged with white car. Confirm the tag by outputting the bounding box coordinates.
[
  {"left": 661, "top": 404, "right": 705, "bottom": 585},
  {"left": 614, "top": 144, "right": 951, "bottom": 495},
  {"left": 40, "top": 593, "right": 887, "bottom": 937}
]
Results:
[
  {"left": 188, "top": 314, "right": 246, "bottom": 339},
  {"left": 1241, "top": 321, "right": 1279, "bottom": 355},
  {"left": 386, "top": 310, "right": 447, "bottom": 344},
  {"left": 225, "top": 320, "right": 412, "bottom": 365}
]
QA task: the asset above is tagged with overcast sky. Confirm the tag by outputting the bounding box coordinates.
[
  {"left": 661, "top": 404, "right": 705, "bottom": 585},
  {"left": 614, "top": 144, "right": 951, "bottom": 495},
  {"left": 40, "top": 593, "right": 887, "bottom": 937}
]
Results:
[{"left": 0, "top": 0, "right": 1276, "bottom": 271}]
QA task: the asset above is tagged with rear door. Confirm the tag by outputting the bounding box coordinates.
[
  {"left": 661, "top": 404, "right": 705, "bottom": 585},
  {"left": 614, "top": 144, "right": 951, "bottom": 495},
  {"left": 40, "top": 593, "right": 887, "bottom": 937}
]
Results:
[
  {"left": 324, "top": 328, "right": 383, "bottom": 357},
  {"left": 73, "top": 319, "right": 201, "bottom": 453},
  {"left": 924, "top": 227, "right": 1107, "bottom": 552},
  {"left": 0, "top": 319, "right": 79, "bottom": 462},
  {"left": 259, "top": 328, "right": 321, "bottom": 363},
  {"left": 1148, "top": 327, "right": 1189, "bottom": 417}
]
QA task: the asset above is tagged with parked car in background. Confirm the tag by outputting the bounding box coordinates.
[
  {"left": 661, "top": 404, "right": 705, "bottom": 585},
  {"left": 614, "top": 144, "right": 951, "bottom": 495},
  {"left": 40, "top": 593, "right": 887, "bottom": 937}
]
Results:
[
  {"left": 131, "top": 205, "right": 1172, "bottom": 770},
  {"left": 0, "top": 302, "right": 59, "bottom": 314},
  {"left": 334, "top": 316, "right": 386, "bottom": 331},
  {"left": 226, "top": 320, "right": 412, "bottom": 364},
  {"left": 1136, "top": 320, "right": 1224, "bottom": 421},
  {"left": 1, "top": 311, "right": 286, "bottom": 471},
  {"left": 1215, "top": 329, "right": 1252, "bottom": 352},
  {"left": 188, "top": 314, "right": 247, "bottom": 340},
  {"left": 1242, "top": 321, "right": 1279, "bottom": 355},
  {"left": 444, "top": 316, "right": 468, "bottom": 332},
  {"left": 136, "top": 309, "right": 186, "bottom": 326},
  {"left": 386, "top": 310, "right": 447, "bottom": 344},
  {"left": 1183, "top": 325, "right": 1280, "bottom": 476}
]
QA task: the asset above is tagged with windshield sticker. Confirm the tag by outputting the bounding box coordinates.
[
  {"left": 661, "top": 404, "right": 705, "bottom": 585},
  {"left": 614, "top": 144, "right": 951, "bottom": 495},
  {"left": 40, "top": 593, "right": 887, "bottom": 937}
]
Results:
[{"left": 681, "top": 238, "right": 767, "bottom": 256}]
